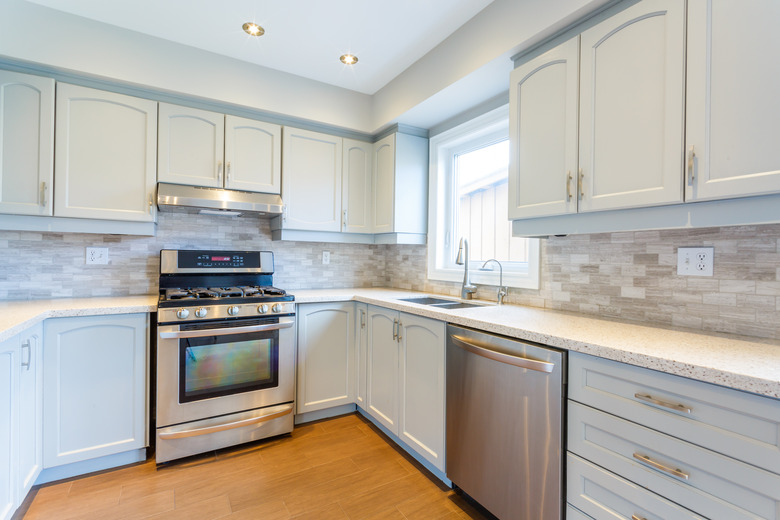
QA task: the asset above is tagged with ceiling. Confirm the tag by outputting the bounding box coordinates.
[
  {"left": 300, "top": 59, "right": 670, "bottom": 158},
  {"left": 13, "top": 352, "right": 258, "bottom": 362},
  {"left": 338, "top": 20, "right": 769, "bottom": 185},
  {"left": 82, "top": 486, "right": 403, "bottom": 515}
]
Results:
[{"left": 25, "top": 0, "right": 495, "bottom": 95}]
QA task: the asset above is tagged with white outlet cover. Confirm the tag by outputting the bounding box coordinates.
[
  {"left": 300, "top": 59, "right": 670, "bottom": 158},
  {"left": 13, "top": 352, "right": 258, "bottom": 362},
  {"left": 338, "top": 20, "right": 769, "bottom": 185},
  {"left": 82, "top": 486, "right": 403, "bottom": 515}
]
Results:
[
  {"left": 86, "top": 247, "right": 109, "bottom": 265},
  {"left": 677, "top": 247, "right": 713, "bottom": 276},
  {"left": 322, "top": 251, "right": 330, "bottom": 265}
]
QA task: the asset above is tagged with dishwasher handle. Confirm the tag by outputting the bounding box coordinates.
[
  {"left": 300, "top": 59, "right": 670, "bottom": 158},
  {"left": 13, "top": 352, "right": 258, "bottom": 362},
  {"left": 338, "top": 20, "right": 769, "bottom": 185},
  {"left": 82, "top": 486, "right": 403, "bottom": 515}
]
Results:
[{"left": 450, "top": 334, "right": 555, "bottom": 373}]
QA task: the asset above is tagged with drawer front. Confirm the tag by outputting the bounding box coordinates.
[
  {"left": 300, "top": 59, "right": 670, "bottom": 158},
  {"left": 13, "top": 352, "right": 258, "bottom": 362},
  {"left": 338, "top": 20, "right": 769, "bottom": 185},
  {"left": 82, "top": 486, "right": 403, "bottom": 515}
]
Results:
[
  {"left": 569, "top": 402, "right": 780, "bottom": 520},
  {"left": 567, "top": 504, "right": 594, "bottom": 520},
  {"left": 569, "top": 352, "right": 780, "bottom": 474},
  {"left": 568, "top": 453, "right": 704, "bottom": 520}
]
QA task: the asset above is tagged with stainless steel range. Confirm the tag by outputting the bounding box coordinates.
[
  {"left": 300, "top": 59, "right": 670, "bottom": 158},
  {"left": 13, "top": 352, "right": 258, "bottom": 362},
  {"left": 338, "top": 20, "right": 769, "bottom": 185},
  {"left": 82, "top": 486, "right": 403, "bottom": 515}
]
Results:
[{"left": 155, "top": 249, "right": 295, "bottom": 463}]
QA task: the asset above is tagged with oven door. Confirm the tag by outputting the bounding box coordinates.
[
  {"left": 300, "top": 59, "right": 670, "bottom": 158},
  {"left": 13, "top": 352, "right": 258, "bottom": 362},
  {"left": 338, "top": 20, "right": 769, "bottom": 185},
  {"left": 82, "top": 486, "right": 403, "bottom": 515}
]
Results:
[{"left": 157, "top": 316, "right": 295, "bottom": 428}]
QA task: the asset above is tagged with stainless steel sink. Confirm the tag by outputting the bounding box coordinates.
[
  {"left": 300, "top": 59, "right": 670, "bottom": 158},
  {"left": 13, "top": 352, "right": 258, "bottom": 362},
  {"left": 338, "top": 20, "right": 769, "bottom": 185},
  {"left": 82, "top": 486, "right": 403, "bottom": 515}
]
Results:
[
  {"left": 432, "top": 302, "right": 482, "bottom": 310},
  {"left": 398, "top": 297, "right": 455, "bottom": 305},
  {"left": 398, "top": 297, "right": 484, "bottom": 310}
]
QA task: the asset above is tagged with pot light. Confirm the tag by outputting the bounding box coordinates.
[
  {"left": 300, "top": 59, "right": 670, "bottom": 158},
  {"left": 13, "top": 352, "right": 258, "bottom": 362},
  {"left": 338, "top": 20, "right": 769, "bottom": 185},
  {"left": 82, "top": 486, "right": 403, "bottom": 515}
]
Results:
[
  {"left": 340, "top": 54, "right": 358, "bottom": 65},
  {"left": 242, "top": 22, "right": 264, "bottom": 37}
]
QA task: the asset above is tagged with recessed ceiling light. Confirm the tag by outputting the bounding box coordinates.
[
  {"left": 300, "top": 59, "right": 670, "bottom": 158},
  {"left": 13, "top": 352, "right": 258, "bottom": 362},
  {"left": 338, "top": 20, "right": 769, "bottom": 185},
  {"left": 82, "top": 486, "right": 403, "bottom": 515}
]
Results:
[
  {"left": 242, "top": 22, "right": 264, "bottom": 37},
  {"left": 340, "top": 54, "right": 358, "bottom": 65}
]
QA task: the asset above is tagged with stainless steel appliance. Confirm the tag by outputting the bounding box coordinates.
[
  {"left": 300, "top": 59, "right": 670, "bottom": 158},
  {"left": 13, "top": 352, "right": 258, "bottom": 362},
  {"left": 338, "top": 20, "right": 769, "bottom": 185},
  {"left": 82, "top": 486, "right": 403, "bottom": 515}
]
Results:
[
  {"left": 155, "top": 249, "right": 295, "bottom": 463},
  {"left": 446, "top": 324, "right": 565, "bottom": 520}
]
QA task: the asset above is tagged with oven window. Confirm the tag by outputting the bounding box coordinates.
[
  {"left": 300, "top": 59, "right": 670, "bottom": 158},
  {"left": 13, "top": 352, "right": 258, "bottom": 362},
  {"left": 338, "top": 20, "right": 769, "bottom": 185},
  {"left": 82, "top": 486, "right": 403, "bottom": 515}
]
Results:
[{"left": 179, "top": 331, "right": 279, "bottom": 403}]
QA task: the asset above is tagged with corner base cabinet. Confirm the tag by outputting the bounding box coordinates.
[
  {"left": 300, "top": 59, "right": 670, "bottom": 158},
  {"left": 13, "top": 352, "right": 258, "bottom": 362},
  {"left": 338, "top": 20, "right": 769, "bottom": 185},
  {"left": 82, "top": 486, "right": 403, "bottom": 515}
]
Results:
[
  {"left": 366, "top": 306, "right": 445, "bottom": 471},
  {"left": 43, "top": 314, "right": 148, "bottom": 468}
]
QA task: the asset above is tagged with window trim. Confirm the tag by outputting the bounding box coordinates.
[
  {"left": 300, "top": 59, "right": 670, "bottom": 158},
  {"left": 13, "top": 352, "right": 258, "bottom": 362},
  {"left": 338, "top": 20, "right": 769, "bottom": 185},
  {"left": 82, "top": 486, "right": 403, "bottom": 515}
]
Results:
[{"left": 427, "top": 105, "right": 540, "bottom": 290}]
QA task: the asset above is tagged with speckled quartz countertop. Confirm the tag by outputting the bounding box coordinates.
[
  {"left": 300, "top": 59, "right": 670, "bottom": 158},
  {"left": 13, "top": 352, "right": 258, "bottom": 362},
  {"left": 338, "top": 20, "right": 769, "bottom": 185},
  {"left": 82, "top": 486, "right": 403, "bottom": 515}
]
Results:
[
  {"left": 292, "top": 288, "right": 780, "bottom": 400},
  {"left": 0, "top": 295, "right": 158, "bottom": 343},
  {"left": 1, "top": 290, "right": 778, "bottom": 400}
]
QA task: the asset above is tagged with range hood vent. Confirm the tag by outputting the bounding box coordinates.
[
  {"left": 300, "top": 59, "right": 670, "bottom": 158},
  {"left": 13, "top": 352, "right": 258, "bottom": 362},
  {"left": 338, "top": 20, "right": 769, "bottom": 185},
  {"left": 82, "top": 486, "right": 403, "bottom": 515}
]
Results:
[{"left": 156, "top": 183, "right": 283, "bottom": 217}]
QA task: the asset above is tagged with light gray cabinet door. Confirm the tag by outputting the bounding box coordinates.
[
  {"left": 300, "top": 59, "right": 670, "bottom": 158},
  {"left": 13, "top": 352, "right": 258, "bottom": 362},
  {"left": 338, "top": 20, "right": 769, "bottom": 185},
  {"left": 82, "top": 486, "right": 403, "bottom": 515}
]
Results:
[
  {"left": 578, "top": 0, "right": 685, "bottom": 212},
  {"left": 509, "top": 36, "right": 579, "bottom": 219},
  {"left": 43, "top": 314, "right": 148, "bottom": 467},
  {"left": 398, "top": 313, "right": 445, "bottom": 471},
  {"left": 686, "top": 0, "right": 780, "bottom": 201},
  {"left": 296, "top": 303, "right": 356, "bottom": 414},
  {"left": 0, "top": 334, "right": 19, "bottom": 520},
  {"left": 365, "top": 305, "right": 399, "bottom": 433},
  {"left": 355, "top": 303, "right": 368, "bottom": 410},
  {"left": 0, "top": 71, "right": 54, "bottom": 217},
  {"left": 55, "top": 84, "right": 157, "bottom": 222},
  {"left": 17, "top": 323, "right": 43, "bottom": 503},
  {"left": 224, "top": 115, "right": 281, "bottom": 194},
  {"left": 342, "top": 139, "right": 372, "bottom": 234}
]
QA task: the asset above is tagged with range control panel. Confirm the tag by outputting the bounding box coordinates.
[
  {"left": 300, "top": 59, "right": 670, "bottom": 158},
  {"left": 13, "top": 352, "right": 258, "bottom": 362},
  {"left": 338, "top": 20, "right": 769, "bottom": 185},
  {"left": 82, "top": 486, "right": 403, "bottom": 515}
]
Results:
[{"left": 160, "top": 250, "right": 275, "bottom": 274}]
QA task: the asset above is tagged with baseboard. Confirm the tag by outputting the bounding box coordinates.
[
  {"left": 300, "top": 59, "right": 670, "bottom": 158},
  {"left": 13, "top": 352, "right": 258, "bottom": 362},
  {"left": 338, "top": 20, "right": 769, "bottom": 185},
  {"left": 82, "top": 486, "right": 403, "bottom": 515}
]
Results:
[{"left": 35, "top": 448, "right": 148, "bottom": 485}]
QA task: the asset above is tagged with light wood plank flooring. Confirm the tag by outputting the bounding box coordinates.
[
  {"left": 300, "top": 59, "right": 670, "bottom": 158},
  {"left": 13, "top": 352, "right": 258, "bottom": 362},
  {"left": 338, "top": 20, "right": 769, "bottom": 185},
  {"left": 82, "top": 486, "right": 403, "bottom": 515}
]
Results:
[{"left": 20, "top": 413, "right": 494, "bottom": 520}]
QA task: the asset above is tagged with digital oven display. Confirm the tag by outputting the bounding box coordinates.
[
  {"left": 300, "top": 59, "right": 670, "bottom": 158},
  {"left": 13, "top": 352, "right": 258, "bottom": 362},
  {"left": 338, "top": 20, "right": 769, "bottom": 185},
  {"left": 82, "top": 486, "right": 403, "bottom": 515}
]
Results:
[{"left": 176, "top": 251, "right": 262, "bottom": 268}]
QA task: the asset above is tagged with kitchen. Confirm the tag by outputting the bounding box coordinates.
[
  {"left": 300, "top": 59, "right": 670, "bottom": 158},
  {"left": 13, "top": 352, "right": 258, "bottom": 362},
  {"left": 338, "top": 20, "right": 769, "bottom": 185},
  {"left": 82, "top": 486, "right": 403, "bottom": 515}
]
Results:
[{"left": 2, "top": 0, "right": 780, "bottom": 519}]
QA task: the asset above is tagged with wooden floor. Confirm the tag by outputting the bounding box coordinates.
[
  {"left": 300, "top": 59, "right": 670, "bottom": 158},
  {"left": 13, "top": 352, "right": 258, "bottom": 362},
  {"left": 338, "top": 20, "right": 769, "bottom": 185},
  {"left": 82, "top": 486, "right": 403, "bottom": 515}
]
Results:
[{"left": 20, "top": 413, "right": 494, "bottom": 520}]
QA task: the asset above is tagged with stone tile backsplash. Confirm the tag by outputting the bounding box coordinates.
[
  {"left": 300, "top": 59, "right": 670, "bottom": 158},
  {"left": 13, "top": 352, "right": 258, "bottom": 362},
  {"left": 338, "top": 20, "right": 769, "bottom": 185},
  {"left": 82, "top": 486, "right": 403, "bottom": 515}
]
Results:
[{"left": 1, "top": 211, "right": 779, "bottom": 340}]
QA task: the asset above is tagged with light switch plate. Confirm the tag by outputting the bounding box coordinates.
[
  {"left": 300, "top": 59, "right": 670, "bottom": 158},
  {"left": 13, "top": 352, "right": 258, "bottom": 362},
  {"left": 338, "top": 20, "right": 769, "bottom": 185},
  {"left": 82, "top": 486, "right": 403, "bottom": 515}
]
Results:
[{"left": 677, "top": 247, "right": 713, "bottom": 276}]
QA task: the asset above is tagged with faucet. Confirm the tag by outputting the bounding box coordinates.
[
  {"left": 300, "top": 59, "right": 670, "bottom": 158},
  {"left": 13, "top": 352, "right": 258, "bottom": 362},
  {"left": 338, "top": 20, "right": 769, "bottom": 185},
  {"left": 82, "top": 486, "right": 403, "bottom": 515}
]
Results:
[
  {"left": 480, "top": 259, "right": 508, "bottom": 305},
  {"left": 455, "top": 238, "right": 477, "bottom": 300}
]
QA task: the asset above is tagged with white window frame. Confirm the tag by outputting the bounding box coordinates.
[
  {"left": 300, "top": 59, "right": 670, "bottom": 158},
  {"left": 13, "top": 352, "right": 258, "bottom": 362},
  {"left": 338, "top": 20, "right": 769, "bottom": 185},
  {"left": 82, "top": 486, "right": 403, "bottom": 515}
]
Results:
[{"left": 427, "top": 105, "right": 540, "bottom": 290}]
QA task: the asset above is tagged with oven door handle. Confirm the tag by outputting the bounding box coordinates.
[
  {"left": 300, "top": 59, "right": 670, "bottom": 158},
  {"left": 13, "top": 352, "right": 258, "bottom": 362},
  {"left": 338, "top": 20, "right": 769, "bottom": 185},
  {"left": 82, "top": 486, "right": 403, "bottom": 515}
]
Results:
[
  {"left": 159, "top": 318, "right": 294, "bottom": 339},
  {"left": 158, "top": 404, "right": 293, "bottom": 440}
]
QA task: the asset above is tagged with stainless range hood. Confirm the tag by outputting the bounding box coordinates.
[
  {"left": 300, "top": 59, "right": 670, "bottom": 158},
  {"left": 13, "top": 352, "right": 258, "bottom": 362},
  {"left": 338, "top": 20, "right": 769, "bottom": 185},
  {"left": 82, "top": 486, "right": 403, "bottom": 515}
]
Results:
[{"left": 156, "top": 183, "right": 283, "bottom": 217}]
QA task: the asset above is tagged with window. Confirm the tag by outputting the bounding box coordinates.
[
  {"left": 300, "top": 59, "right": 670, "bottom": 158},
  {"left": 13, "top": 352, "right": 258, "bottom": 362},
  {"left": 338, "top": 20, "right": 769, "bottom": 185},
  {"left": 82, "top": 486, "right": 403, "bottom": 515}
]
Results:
[{"left": 428, "top": 105, "right": 540, "bottom": 289}]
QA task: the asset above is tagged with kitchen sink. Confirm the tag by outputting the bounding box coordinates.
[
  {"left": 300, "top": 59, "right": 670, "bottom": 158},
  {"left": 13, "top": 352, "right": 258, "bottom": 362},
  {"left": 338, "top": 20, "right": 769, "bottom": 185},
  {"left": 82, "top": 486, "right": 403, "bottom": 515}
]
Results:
[
  {"left": 398, "top": 297, "right": 455, "bottom": 305},
  {"left": 431, "top": 302, "right": 482, "bottom": 310}
]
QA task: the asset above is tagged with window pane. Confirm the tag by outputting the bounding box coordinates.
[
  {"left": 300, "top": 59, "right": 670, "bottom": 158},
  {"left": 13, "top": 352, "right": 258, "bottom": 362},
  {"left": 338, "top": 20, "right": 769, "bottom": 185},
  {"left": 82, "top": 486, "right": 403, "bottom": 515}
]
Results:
[{"left": 455, "top": 140, "right": 527, "bottom": 264}]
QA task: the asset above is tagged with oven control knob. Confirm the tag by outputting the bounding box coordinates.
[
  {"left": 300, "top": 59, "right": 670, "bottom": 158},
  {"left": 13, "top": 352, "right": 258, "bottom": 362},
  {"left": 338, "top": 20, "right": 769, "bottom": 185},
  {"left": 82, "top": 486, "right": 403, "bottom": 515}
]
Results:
[
  {"left": 194, "top": 307, "right": 208, "bottom": 318},
  {"left": 257, "top": 304, "right": 269, "bottom": 314},
  {"left": 176, "top": 308, "right": 190, "bottom": 320},
  {"left": 272, "top": 303, "right": 283, "bottom": 313},
  {"left": 227, "top": 305, "right": 240, "bottom": 316}
]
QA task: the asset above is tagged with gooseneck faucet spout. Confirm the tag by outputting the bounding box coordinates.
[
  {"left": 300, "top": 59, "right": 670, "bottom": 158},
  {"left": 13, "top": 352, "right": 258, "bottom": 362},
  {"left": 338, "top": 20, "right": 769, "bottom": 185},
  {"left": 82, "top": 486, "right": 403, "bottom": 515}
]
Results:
[
  {"left": 455, "top": 238, "right": 477, "bottom": 300},
  {"left": 480, "top": 259, "right": 507, "bottom": 305}
]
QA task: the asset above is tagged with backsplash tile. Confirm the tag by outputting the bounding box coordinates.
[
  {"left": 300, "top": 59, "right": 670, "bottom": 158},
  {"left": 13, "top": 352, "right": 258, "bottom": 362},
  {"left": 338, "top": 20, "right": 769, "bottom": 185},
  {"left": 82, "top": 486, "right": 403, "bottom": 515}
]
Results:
[
  {"left": 385, "top": 224, "right": 780, "bottom": 340},
  {"left": 2, "top": 212, "right": 778, "bottom": 340}
]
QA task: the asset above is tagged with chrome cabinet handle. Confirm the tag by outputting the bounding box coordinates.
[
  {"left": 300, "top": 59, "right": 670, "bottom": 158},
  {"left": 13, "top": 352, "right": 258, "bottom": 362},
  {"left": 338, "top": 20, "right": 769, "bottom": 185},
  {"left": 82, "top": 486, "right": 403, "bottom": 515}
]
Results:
[
  {"left": 217, "top": 160, "right": 223, "bottom": 182},
  {"left": 148, "top": 193, "right": 155, "bottom": 214},
  {"left": 21, "top": 340, "right": 31, "bottom": 370},
  {"left": 634, "top": 393, "right": 692, "bottom": 414},
  {"left": 392, "top": 319, "right": 398, "bottom": 340},
  {"left": 158, "top": 405, "right": 292, "bottom": 439},
  {"left": 40, "top": 181, "right": 48, "bottom": 207},
  {"left": 360, "top": 309, "right": 366, "bottom": 329},
  {"left": 578, "top": 168, "right": 584, "bottom": 200},
  {"left": 226, "top": 160, "right": 231, "bottom": 182},
  {"left": 342, "top": 209, "right": 348, "bottom": 230},
  {"left": 450, "top": 335, "right": 554, "bottom": 373},
  {"left": 566, "top": 171, "right": 572, "bottom": 201},
  {"left": 687, "top": 145, "right": 696, "bottom": 185},
  {"left": 160, "top": 318, "right": 294, "bottom": 339},
  {"left": 397, "top": 321, "right": 402, "bottom": 342},
  {"left": 633, "top": 452, "right": 689, "bottom": 480},
  {"left": 632, "top": 515, "right": 648, "bottom": 520}
]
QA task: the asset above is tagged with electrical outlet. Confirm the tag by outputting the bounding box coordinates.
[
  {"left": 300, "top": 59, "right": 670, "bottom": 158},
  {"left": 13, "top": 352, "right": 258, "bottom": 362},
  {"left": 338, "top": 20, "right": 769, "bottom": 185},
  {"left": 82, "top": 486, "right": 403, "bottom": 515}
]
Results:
[
  {"left": 86, "top": 247, "right": 109, "bottom": 265},
  {"left": 322, "top": 251, "right": 330, "bottom": 265},
  {"left": 677, "top": 247, "right": 713, "bottom": 276}
]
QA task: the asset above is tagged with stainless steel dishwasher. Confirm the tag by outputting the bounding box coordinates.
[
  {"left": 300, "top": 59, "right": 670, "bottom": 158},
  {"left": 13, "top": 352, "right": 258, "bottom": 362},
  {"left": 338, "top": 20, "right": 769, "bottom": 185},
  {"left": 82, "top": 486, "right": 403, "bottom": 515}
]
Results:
[{"left": 446, "top": 324, "right": 565, "bottom": 520}]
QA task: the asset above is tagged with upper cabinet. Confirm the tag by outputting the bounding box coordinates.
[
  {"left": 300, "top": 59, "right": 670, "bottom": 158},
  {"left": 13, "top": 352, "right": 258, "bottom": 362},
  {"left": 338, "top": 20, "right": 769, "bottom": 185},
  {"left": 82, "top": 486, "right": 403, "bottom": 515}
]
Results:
[
  {"left": 342, "top": 138, "right": 373, "bottom": 234},
  {"left": 685, "top": 0, "right": 780, "bottom": 201},
  {"left": 0, "top": 71, "right": 54, "bottom": 217},
  {"left": 158, "top": 103, "right": 281, "bottom": 194},
  {"left": 508, "top": 37, "right": 579, "bottom": 219},
  {"left": 279, "top": 126, "right": 343, "bottom": 232},
  {"left": 372, "top": 132, "right": 428, "bottom": 240},
  {"left": 578, "top": 0, "right": 685, "bottom": 212},
  {"left": 54, "top": 84, "right": 157, "bottom": 222}
]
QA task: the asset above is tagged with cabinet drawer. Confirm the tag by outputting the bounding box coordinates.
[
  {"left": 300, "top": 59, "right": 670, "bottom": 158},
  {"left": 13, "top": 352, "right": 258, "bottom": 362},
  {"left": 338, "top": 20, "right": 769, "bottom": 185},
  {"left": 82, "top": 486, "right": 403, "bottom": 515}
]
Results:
[
  {"left": 566, "top": 504, "right": 593, "bottom": 520},
  {"left": 569, "top": 402, "right": 780, "bottom": 520},
  {"left": 568, "top": 453, "right": 703, "bottom": 520},
  {"left": 569, "top": 352, "right": 780, "bottom": 474}
]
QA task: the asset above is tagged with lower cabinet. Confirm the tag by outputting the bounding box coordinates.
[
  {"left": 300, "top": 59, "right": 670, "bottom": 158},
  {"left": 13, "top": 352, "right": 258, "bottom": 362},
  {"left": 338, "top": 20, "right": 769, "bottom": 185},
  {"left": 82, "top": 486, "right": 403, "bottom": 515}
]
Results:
[
  {"left": 43, "top": 314, "right": 148, "bottom": 468},
  {"left": 366, "top": 305, "right": 446, "bottom": 471},
  {"left": 568, "top": 352, "right": 780, "bottom": 520},
  {"left": 296, "top": 303, "right": 356, "bottom": 414},
  {"left": 0, "top": 323, "right": 43, "bottom": 520},
  {"left": 355, "top": 303, "right": 368, "bottom": 410}
]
